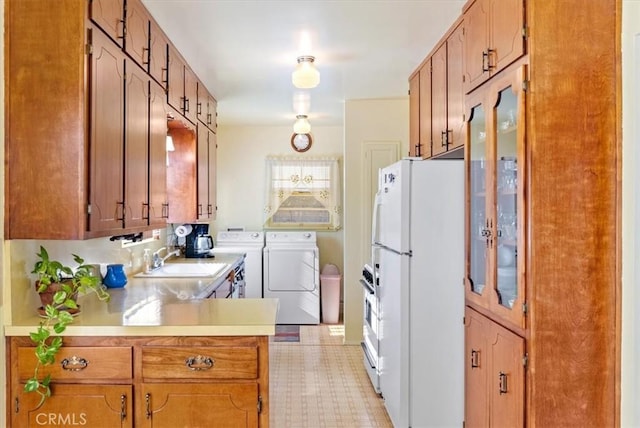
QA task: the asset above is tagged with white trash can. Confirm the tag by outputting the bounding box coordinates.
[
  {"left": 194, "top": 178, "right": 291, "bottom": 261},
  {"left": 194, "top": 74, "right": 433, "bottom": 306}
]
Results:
[{"left": 320, "top": 264, "right": 341, "bottom": 324}]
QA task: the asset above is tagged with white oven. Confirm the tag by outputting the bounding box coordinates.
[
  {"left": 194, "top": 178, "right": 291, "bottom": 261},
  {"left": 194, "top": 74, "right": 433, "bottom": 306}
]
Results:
[{"left": 361, "top": 264, "right": 380, "bottom": 393}]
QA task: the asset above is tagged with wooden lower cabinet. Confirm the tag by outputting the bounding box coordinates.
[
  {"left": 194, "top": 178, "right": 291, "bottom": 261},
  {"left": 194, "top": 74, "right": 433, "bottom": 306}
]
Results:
[
  {"left": 464, "top": 307, "right": 524, "bottom": 427},
  {"left": 140, "top": 383, "right": 259, "bottom": 427},
  {"left": 12, "top": 385, "right": 133, "bottom": 427},
  {"left": 7, "top": 336, "right": 269, "bottom": 427}
]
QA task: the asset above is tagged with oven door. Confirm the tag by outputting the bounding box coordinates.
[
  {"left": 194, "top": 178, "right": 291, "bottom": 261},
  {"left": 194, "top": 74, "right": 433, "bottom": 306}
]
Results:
[{"left": 361, "top": 278, "right": 380, "bottom": 393}]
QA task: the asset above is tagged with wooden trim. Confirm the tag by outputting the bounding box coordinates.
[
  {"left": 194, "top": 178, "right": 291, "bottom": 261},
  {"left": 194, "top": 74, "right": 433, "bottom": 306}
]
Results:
[{"left": 526, "top": 1, "right": 620, "bottom": 426}]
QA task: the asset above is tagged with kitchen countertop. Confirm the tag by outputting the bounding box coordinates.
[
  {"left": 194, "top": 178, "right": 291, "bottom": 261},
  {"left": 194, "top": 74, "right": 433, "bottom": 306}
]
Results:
[{"left": 4, "top": 253, "right": 278, "bottom": 337}]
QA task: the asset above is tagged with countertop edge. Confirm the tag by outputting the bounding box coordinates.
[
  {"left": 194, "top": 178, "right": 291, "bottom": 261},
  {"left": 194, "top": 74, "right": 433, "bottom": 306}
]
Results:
[{"left": 3, "top": 324, "right": 276, "bottom": 337}]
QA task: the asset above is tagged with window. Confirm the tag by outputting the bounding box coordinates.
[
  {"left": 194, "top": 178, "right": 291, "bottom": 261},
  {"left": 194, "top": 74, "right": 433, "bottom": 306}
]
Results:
[{"left": 263, "top": 156, "right": 342, "bottom": 230}]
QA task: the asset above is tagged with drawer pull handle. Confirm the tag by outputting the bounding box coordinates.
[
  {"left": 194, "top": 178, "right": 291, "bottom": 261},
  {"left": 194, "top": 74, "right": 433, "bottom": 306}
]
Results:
[
  {"left": 185, "top": 355, "right": 215, "bottom": 371},
  {"left": 61, "top": 355, "right": 88, "bottom": 371}
]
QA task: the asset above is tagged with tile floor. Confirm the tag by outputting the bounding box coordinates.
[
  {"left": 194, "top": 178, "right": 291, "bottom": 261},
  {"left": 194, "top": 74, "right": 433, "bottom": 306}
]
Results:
[{"left": 269, "top": 324, "right": 392, "bottom": 427}]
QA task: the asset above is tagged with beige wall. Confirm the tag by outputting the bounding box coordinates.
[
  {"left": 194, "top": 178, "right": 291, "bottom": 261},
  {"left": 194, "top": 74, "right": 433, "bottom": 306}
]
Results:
[
  {"left": 621, "top": 1, "right": 639, "bottom": 426},
  {"left": 343, "top": 98, "right": 409, "bottom": 344},
  {"left": 213, "top": 124, "right": 345, "bottom": 301}
]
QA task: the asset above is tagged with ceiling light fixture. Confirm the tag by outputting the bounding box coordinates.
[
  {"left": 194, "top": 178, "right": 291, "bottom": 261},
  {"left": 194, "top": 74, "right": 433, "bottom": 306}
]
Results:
[
  {"left": 293, "top": 114, "right": 311, "bottom": 134},
  {"left": 292, "top": 56, "right": 320, "bottom": 89}
]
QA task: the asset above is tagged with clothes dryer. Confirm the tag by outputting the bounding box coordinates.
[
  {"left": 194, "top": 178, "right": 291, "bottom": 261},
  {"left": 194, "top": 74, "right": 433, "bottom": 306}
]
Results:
[{"left": 263, "top": 231, "right": 319, "bottom": 324}]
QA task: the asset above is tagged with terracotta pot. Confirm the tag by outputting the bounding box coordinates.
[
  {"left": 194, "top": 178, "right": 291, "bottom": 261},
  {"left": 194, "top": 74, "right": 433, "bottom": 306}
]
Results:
[{"left": 35, "top": 280, "right": 78, "bottom": 309}]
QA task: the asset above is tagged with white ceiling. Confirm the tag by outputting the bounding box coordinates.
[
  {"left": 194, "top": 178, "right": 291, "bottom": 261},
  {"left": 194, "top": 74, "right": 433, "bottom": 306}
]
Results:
[{"left": 142, "top": 0, "right": 465, "bottom": 128}]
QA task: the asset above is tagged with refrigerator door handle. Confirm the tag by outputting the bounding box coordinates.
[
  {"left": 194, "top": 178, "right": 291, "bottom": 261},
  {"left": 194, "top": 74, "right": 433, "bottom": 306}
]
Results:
[
  {"left": 371, "top": 191, "right": 383, "bottom": 247},
  {"left": 374, "top": 242, "right": 411, "bottom": 257}
]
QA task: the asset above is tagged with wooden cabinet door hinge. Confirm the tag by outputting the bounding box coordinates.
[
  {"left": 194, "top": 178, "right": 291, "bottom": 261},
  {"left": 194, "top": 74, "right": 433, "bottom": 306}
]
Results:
[
  {"left": 85, "top": 43, "right": 93, "bottom": 55},
  {"left": 257, "top": 395, "right": 263, "bottom": 414},
  {"left": 523, "top": 80, "right": 529, "bottom": 92},
  {"left": 523, "top": 353, "right": 529, "bottom": 368},
  {"left": 87, "top": 204, "right": 92, "bottom": 214},
  {"left": 522, "top": 26, "right": 529, "bottom": 39},
  {"left": 522, "top": 301, "right": 528, "bottom": 314}
]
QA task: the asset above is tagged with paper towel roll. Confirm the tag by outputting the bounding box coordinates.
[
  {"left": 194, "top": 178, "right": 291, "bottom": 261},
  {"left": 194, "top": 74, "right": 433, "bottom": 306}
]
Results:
[{"left": 175, "top": 224, "right": 193, "bottom": 237}]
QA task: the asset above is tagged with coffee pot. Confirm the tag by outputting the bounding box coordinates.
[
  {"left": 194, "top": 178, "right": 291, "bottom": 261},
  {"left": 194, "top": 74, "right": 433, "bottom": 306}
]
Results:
[
  {"left": 185, "top": 223, "right": 214, "bottom": 258},
  {"left": 194, "top": 234, "right": 214, "bottom": 253}
]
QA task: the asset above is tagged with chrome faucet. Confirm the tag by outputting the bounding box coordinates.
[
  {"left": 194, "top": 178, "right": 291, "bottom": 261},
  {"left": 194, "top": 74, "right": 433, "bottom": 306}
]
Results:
[{"left": 151, "top": 247, "right": 181, "bottom": 270}]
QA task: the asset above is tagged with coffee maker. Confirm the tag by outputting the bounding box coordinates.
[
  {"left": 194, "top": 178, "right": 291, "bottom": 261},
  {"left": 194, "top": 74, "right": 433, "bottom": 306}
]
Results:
[{"left": 185, "top": 223, "right": 214, "bottom": 258}]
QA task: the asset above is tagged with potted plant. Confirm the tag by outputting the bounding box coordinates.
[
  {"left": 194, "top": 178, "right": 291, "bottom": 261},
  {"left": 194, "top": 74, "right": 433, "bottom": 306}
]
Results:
[{"left": 26, "top": 245, "right": 110, "bottom": 405}]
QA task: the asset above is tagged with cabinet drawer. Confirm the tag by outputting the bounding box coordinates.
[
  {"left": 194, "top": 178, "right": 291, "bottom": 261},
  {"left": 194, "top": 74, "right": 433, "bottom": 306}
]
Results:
[
  {"left": 142, "top": 346, "right": 258, "bottom": 380},
  {"left": 17, "top": 346, "right": 133, "bottom": 382}
]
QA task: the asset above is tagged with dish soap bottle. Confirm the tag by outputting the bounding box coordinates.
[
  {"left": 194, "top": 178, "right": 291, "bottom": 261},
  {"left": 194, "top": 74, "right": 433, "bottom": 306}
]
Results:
[{"left": 143, "top": 249, "right": 152, "bottom": 273}]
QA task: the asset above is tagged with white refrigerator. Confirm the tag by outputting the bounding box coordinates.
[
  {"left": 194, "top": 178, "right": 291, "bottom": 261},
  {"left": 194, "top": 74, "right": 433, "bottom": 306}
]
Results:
[{"left": 371, "top": 158, "right": 464, "bottom": 428}]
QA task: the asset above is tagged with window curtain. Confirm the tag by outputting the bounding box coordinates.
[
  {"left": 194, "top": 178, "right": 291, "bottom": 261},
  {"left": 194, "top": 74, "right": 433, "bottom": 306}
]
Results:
[{"left": 263, "top": 155, "right": 342, "bottom": 230}]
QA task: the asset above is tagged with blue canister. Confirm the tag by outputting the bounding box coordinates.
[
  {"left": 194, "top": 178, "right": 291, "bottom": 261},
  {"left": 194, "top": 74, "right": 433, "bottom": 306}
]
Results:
[{"left": 103, "top": 264, "right": 128, "bottom": 288}]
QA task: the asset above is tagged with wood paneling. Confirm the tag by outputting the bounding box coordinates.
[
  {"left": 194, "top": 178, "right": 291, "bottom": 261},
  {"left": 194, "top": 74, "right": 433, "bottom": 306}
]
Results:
[{"left": 526, "top": 1, "right": 620, "bottom": 425}]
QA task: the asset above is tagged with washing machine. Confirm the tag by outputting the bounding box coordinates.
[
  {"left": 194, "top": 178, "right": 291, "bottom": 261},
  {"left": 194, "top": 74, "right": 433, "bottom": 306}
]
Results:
[
  {"left": 211, "top": 231, "right": 265, "bottom": 298},
  {"left": 263, "top": 231, "right": 320, "bottom": 324}
]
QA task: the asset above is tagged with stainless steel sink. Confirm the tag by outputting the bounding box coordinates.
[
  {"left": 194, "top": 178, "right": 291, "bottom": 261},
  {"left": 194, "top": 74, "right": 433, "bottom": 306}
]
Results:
[{"left": 134, "top": 262, "right": 228, "bottom": 278}]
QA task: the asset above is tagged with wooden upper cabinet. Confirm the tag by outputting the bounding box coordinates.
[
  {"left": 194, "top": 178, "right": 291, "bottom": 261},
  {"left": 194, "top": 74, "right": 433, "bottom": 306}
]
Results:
[
  {"left": 209, "top": 131, "right": 217, "bottom": 219},
  {"left": 431, "top": 42, "right": 447, "bottom": 157},
  {"left": 197, "top": 124, "right": 210, "bottom": 220},
  {"left": 124, "top": 61, "right": 151, "bottom": 229},
  {"left": 408, "top": 61, "right": 432, "bottom": 159},
  {"left": 125, "top": 0, "right": 150, "bottom": 72},
  {"left": 168, "top": 45, "right": 198, "bottom": 124},
  {"left": 431, "top": 22, "right": 464, "bottom": 158},
  {"left": 463, "top": 0, "right": 525, "bottom": 93},
  {"left": 463, "top": 0, "right": 489, "bottom": 91},
  {"left": 89, "top": 0, "right": 125, "bottom": 47},
  {"left": 149, "top": 19, "right": 169, "bottom": 88},
  {"left": 207, "top": 95, "right": 218, "bottom": 131},
  {"left": 167, "top": 44, "right": 185, "bottom": 114},
  {"left": 195, "top": 124, "right": 217, "bottom": 220},
  {"left": 89, "top": 28, "right": 126, "bottom": 234},
  {"left": 446, "top": 23, "right": 465, "bottom": 152},
  {"left": 184, "top": 66, "right": 199, "bottom": 124},
  {"left": 197, "top": 82, "right": 218, "bottom": 132},
  {"left": 149, "top": 81, "right": 170, "bottom": 227},
  {"left": 5, "top": 0, "right": 89, "bottom": 239},
  {"left": 409, "top": 72, "right": 420, "bottom": 157},
  {"left": 418, "top": 62, "right": 432, "bottom": 159}
]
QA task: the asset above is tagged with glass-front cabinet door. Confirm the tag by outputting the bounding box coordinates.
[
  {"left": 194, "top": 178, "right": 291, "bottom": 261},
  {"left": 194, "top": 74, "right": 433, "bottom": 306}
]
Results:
[
  {"left": 465, "top": 65, "right": 526, "bottom": 329},
  {"left": 467, "top": 100, "right": 488, "bottom": 299}
]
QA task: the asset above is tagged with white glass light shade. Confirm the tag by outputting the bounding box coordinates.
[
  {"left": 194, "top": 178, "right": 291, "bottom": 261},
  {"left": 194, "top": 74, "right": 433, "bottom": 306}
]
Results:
[
  {"left": 292, "top": 56, "right": 320, "bottom": 89},
  {"left": 293, "top": 115, "right": 311, "bottom": 134},
  {"left": 166, "top": 135, "right": 175, "bottom": 151}
]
